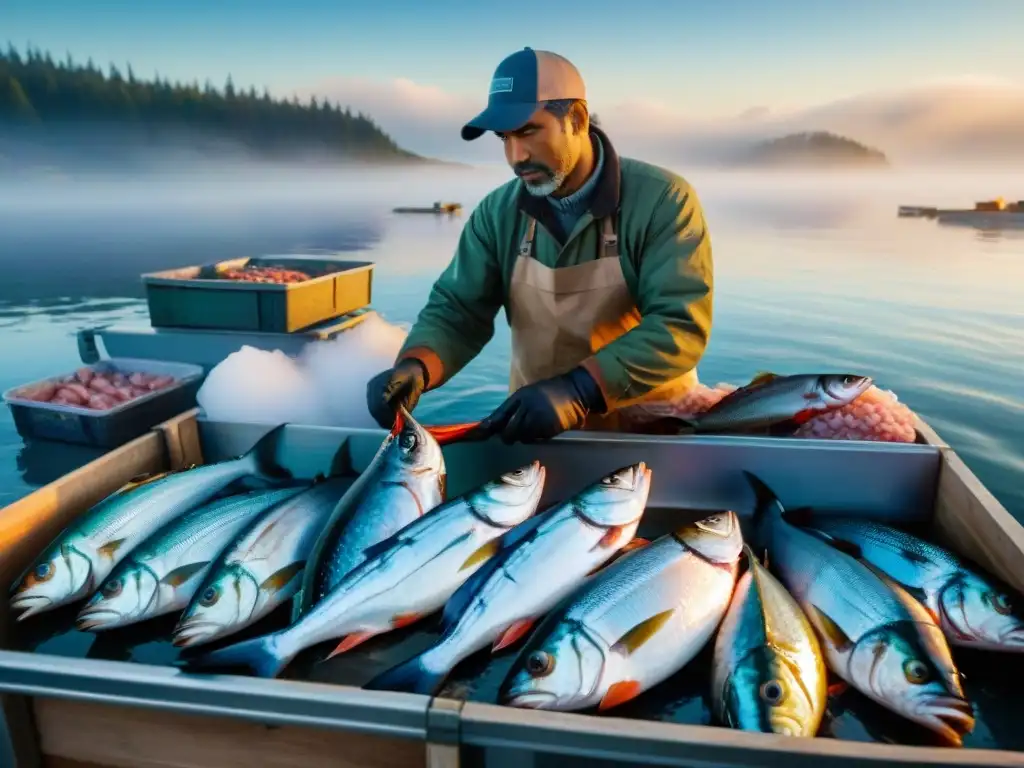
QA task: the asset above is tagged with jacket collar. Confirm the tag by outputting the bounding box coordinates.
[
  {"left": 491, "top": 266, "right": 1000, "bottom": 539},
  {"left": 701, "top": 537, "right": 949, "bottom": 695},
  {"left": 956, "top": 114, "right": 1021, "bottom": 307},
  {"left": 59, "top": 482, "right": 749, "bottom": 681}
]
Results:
[{"left": 516, "top": 125, "right": 621, "bottom": 237}]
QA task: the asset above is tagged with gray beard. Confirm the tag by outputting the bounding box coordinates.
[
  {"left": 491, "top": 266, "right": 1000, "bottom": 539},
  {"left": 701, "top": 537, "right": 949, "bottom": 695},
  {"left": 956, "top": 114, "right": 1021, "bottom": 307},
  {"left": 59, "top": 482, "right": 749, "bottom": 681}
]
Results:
[{"left": 522, "top": 172, "right": 565, "bottom": 197}]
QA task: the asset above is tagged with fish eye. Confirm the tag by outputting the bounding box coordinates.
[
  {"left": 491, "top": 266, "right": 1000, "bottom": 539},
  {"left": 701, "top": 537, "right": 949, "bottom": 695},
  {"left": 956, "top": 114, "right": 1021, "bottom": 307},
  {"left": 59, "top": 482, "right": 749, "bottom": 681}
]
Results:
[
  {"left": 199, "top": 586, "right": 221, "bottom": 607},
  {"left": 101, "top": 579, "right": 123, "bottom": 599},
  {"left": 903, "top": 659, "right": 930, "bottom": 684},
  {"left": 399, "top": 432, "right": 417, "bottom": 451},
  {"left": 525, "top": 651, "right": 554, "bottom": 677},
  {"left": 760, "top": 680, "right": 785, "bottom": 705},
  {"left": 989, "top": 592, "right": 1013, "bottom": 615},
  {"left": 33, "top": 562, "right": 54, "bottom": 582}
]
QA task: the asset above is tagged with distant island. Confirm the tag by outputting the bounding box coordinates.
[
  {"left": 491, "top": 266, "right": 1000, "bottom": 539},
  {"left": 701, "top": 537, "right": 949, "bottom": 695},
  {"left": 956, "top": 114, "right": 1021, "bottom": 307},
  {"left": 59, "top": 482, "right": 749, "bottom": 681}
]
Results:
[
  {"left": 0, "top": 45, "right": 426, "bottom": 170},
  {"left": 735, "top": 131, "right": 890, "bottom": 169}
]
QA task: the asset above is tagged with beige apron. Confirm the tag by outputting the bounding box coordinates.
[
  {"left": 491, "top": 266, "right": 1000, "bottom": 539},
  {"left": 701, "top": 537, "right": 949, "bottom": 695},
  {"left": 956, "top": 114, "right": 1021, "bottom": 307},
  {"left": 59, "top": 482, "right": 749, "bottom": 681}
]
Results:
[{"left": 508, "top": 215, "right": 698, "bottom": 432}]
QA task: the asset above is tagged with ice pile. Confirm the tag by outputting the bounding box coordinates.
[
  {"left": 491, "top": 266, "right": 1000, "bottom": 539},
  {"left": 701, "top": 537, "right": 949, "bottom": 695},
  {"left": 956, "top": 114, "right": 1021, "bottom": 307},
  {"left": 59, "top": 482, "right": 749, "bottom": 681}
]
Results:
[{"left": 197, "top": 313, "right": 408, "bottom": 429}]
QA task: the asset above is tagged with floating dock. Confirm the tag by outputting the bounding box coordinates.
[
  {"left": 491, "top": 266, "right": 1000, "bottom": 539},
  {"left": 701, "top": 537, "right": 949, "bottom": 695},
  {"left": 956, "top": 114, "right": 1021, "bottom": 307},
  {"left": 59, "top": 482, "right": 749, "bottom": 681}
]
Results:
[
  {"left": 393, "top": 201, "right": 462, "bottom": 215},
  {"left": 898, "top": 197, "right": 1024, "bottom": 228}
]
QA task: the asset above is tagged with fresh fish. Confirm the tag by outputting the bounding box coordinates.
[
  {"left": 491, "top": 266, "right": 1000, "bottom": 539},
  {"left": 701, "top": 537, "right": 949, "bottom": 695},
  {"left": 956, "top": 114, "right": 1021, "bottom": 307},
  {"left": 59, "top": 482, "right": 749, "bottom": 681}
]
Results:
[
  {"left": 805, "top": 517, "right": 1024, "bottom": 653},
  {"left": 172, "top": 476, "right": 353, "bottom": 648},
  {"left": 75, "top": 487, "right": 305, "bottom": 631},
  {"left": 293, "top": 406, "right": 445, "bottom": 619},
  {"left": 677, "top": 373, "right": 872, "bottom": 433},
  {"left": 711, "top": 545, "right": 827, "bottom": 736},
  {"left": 10, "top": 425, "right": 293, "bottom": 620},
  {"left": 500, "top": 511, "right": 743, "bottom": 712},
  {"left": 186, "top": 462, "right": 547, "bottom": 678},
  {"left": 364, "top": 462, "right": 653, "bottom": 697},
  {"left": 745, "top": 472, "right": 974, "bottom": 746}
]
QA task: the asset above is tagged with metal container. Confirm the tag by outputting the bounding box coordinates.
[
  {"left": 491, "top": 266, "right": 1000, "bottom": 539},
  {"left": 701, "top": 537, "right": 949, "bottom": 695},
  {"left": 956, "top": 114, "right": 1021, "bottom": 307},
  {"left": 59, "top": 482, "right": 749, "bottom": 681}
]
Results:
[
  {"left": 142, "top": 256, "right": 374, "bottom": 333},
  {"left": 2, "top": 358, "right": 204, "bottom": 448},
  {"left": 0, "top": 413, "right": 1021, "bottom": 767}
]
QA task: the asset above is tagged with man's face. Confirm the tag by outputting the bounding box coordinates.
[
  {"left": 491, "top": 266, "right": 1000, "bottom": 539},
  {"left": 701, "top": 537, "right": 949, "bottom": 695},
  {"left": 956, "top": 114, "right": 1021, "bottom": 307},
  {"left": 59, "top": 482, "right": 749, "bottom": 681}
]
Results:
[{"left": 498, "top": 106, "right": 585, "bottom": 197}]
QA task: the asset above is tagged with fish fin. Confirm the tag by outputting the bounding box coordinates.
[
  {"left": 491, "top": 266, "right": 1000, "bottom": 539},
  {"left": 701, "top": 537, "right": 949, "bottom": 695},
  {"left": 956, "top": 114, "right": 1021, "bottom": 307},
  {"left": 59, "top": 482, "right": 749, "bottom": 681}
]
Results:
[
  {"left": 259, "top": 562, "right": 304, "bottom": 593},
  {"left": 364, "top": 650, "right": 449, "bottom": 696},
  {"left": 611, "top": 609, "right": 675, "bottom": 656},
  {"left": 246, "top": 424, "right": 294, "bottom": 482},
  {"left": 392, "top": 612, "right": 423, "bottom": 630},
  {"left": 589, "top": 537, "right": 651, "bottom": 575},
  {"left": 899, "top": 546, "right": 931, "bottom": 566},
  {"left": 827, "top": 681, "right": 849, "bottom": 697},
  {"left": 621, "top": 536, "right": 650, "bottom": 553},
  {"left": 161, "top": 562, "right": 209, "bottom": 588},
  {"left": 748, "top": 371, "right": 779, "bottom": 388},
  {"left": 809, "top": 606, "right": 854, "bottom": 652},
  {"left": 97, "top": 539, "right": 126, "bottom": 560},
  {"left": 595, "top": 525, "right": 625, "bottom": 550},
  {"left": 780, "top": 506, "right": 815, "bottom": 527},
  {"left": 289, "top": 588, "right": 305, "bottom": 623},
  {"left": 599, "top": 680, "right": 642, "bottom": 711},
  {"left": 742, "top": 471, "right": 785, "bottom": 530},
  {"left": 460, "top": 539, "right": 501, "bottom": 571},
  {"left": 792, "top": 408, "right": 817, "bottom": 425},
  {"left": 741, "top": 543, "right": 761, "bottom": 569},
  {"left": 492, "top": 618, "right": 536, "bottom": 652},
  {"left": 325, "top": 631, "right": 378, "bottom": 659},
  {"left": 184, "top": 634, "right": 290, "bottom": 678},
  {"left": 441, "top": 538, "right": 519, "bottom": 632}
]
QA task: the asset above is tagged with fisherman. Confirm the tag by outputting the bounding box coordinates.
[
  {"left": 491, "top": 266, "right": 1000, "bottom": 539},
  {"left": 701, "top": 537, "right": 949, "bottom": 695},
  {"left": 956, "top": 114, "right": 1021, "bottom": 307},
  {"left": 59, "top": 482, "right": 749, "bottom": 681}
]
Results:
[{"left": 366, "top": 48, "right": 714, "bottom": 443}]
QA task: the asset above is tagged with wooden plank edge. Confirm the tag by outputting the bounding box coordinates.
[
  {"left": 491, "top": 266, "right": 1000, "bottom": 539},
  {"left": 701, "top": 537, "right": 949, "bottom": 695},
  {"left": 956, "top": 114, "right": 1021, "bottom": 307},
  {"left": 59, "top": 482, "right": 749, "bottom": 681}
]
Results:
[
  {"left": 459, "top": 701, "right": 1024, "bottom": 767},
  {"left": 932, "top": 447, "right": 1024, "bottom": 594},
  {"left": 32, "top": 698, "right": 426, "bottom": 768},
  {"left": 0, "top": 431, "right": 167, "bottom": 589}
]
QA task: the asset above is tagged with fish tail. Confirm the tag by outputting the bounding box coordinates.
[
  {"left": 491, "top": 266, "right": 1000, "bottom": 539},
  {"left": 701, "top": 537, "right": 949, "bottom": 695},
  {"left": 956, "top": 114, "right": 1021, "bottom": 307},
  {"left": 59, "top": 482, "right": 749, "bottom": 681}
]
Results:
[
  {"left": 363, "top": 646, "right": 450, "bottom": 696},
  {"left": 743, "top": 471, "right": 784, "bottom": 530},
  {"left": 185, "top": 632, "right": 294, "bottom": 679},
  {"left": 245, "top": 424, "right": 294, "bottom": 483}
]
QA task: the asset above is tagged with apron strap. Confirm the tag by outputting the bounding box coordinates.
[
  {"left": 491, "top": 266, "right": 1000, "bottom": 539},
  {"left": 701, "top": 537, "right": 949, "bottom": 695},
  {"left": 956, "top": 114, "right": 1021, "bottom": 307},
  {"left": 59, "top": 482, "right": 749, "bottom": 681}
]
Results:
[
  {"left": 518, "top": 218, "right": 537, "bottom": 259},
  {"left": 517, "top": 215, "right": 617, "bottom": 260},
  {"left": 600, "top": 216, "right": 619, "bottom": 259}
]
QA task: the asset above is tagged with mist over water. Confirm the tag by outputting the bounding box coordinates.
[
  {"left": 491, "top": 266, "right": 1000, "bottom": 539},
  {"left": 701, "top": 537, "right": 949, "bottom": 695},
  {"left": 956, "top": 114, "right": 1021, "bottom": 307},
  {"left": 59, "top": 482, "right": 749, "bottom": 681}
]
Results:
[{"left": 0, "top": 161, "right": 1021, "bottom": 521}]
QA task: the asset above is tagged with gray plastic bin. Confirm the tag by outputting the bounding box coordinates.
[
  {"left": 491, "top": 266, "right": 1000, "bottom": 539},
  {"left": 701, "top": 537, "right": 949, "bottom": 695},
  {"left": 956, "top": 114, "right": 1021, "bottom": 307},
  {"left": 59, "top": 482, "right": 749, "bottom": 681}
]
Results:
[{"left": 3, "top": 358, "right": 205, "bottom": 448}]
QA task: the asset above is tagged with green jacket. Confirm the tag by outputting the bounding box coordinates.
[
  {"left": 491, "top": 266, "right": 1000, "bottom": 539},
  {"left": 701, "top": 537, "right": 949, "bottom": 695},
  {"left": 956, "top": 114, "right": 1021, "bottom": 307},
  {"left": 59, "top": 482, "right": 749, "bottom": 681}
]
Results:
[{"left": 398, "top": 127, "right": 713, "bottom": 410}]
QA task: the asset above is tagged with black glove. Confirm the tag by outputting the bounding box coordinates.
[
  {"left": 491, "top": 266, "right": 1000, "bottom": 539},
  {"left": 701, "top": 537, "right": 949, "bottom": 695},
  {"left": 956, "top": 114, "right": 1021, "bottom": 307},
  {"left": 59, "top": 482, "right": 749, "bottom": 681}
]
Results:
[
  {"left": 478, "top": 367, "right": 606, "bottom": 444},
  {"left": 366, "top": 358, "right": 428, "bottom": 429}
]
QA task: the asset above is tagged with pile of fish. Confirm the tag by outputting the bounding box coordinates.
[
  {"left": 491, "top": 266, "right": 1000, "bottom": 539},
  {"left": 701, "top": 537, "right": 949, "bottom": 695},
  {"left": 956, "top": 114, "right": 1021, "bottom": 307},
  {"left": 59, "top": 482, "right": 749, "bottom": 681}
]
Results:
[
  {"left": 11, "top": 405, "right": 1023, "bottom": 750},
  {"left": 652, "top": 371, "right": 917, "bottom": 443},
  {"left": 11, "top": 365, "right": 180, "bottom": 411}
]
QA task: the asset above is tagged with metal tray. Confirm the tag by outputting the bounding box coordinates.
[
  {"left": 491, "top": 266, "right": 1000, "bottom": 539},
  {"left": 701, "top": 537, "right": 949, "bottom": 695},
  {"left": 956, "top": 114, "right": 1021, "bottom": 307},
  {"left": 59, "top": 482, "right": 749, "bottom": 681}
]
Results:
[{"left": 0, "top": 416, "right": 1021, "bottom": 767}]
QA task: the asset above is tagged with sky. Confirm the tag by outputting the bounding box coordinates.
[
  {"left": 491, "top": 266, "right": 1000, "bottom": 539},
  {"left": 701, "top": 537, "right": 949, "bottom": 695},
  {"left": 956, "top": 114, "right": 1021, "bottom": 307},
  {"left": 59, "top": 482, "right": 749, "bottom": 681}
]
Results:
[{"left": 5, "top": 0, "right": 1024, "bottom": 162}]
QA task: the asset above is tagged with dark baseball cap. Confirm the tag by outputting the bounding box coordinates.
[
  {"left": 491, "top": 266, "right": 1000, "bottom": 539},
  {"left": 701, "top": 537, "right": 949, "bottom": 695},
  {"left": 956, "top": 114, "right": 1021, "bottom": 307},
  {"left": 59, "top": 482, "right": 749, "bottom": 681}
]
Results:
[{"left": 461, "top": 48, "right": 586, "bottom": 141}]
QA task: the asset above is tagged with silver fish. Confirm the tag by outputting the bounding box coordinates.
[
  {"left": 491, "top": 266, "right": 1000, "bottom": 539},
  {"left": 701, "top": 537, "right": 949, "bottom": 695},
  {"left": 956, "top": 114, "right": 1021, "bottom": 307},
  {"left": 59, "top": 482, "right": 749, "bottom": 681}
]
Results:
[
  {"left": 294, "top": 406, "right": 445, "bottom": 618},
  {"left": 711, "top": 546, "right": 827, "bottom": 736},
  {"left": 75, "top": 487, "right": 304, "bottom": 631},
  {"left": 501, "top": 511, "right": 743, "bottom": 713},
  {"left": 10, "top": 425, "right": 293, "bottom": 620},
  {"left": 745, "top": 472, "right": 974, "bottom": 746},
  {"left": 187, "top": 462, "right": 546, "bottom": 678},
  {"left": 806, "top": 517, "right": 1024, "bottom": 653},
  {"left": 679, "top": 373, "right": 872, "bottom": 433},
  {"left": 364, "top": 462, "right": 653, "bottom": 697},
  {"left": 172, "top": 476, "right": 353, "bottom": 648}
]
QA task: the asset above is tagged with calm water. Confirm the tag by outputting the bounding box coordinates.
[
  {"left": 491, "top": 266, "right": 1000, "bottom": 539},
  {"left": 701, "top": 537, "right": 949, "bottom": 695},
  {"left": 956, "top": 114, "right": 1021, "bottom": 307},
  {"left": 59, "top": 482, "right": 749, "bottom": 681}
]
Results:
[{"left": 0, "top": 166, "right": 1022, "bottom": 525}]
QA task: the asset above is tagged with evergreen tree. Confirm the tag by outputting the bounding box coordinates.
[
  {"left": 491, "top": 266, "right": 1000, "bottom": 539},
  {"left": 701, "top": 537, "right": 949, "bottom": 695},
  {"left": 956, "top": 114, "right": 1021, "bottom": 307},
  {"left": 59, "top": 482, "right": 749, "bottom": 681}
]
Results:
[{"left": 0, "top": 43, "right": 419, "bottom": 161}]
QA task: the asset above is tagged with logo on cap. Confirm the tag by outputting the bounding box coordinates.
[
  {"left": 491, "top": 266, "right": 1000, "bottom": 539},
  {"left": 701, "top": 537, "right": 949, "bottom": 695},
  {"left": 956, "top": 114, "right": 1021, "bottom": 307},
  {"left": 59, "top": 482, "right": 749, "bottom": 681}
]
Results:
[{"left": 489, "top": 77, "right": 514, "bottom": 95}]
